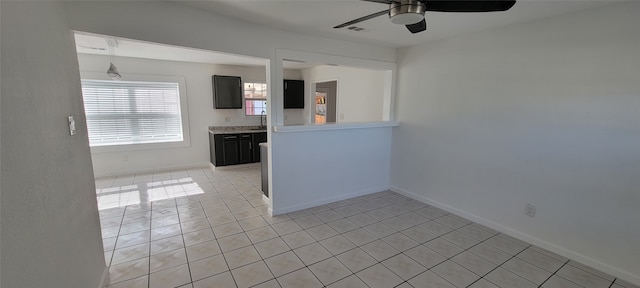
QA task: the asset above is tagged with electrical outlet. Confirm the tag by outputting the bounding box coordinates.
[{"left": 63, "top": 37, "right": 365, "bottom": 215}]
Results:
[
  {"left": 68, "top": 116, "right": 76, "bottom": 136},
  {"left": 525, "top": 203, "right": 536, "bottom": 217},
  {"left": 225, "top": 116, "right": 231, "bottom": 122}
]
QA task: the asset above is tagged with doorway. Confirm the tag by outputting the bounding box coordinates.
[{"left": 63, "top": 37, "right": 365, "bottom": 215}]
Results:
[{"left": 315, "top": 80, "right": 337, "bottom": 124}]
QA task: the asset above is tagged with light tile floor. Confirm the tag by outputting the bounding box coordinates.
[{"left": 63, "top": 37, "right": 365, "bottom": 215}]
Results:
[{"left": 97, "top": 166, "right": 637, "bottom": 288}]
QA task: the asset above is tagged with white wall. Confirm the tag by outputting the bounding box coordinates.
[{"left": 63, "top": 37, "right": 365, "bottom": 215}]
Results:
[
  {"left": 78, "top": 54, "right": 301, "bottom": 176},
  {"left": 301, "top": 65, "right": 386, "bottom": 123},
  {"left": 1, "top": 2, "right": 106, "bottom": 287},
  {"left": 391, "top": 2, "right": 640, "bottom": 284},
  {"left": 271, "top": 127, "right": 393, "bottom": 214}
]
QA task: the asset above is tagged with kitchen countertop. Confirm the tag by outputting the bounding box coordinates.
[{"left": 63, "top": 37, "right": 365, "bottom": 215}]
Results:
[{"left": 209, "top": 125, "right": 267, "bottom": 134}]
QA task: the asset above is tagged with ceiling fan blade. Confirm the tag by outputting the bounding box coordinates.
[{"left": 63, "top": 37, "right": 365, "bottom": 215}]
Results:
[
  {"left": 405, "top": 19, "right": 426, "bottom": 34},
  {"left": 423, "top": 1, "right": 516, "bottom": 12},
  {"left": 362, "top": 0, "right": 393, "bottom": 4},
  {"left": 334, "top": 10, "right": 389, "bottom": 29}
]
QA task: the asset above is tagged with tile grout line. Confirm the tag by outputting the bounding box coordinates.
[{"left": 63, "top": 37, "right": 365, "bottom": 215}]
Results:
[
  {"left": 145, "top": 199, "right": 154, "bottom": 288},
  {"left": 204, "top": 171, "right": 248, "bottom": 288},
  {"left": 535, "top": 259, "right": 571, "bottom": 288},
  {"left": 465, "top": 244, "right": 533, "bottom": 288},
  {"left": 399, "top": 222, "right": 504, "bottom": 288},
  {"left": 172, "top": 197, "right": 195, "bottom": 288}
]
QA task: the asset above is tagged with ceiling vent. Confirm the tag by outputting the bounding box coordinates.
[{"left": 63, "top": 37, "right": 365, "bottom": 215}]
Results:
[{"left": 347, "top": 26, "right": 367, "bottom": 32}]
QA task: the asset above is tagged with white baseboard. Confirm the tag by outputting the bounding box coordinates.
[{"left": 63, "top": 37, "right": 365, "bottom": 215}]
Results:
[
  {"left": 390, "top": 185, "right": 640, "bottom": 286},
  {"left": 93, "top": 162, "right": 210, "bottom": 178},
  {"left": 209, "top": 162, "right": 260, "bottom": 171},
  {"left": 98, "top": 266, "right": 109, "bottom": 288},
  {"left": 271, "top": 186, "right": 390, "bottom": 215}
]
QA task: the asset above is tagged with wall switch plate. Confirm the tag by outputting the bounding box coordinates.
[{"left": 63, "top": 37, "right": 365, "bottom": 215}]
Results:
[
  {"left": 525, "top": 203, "right": 536, "bottom": 217},
  {"left": 68, "top": 116, "right": 76, "bottom": 136}
]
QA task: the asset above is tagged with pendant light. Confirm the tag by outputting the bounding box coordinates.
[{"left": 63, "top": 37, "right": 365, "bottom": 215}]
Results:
[{"left": 106, "top": 39, "right": 121, "bottom": 80}]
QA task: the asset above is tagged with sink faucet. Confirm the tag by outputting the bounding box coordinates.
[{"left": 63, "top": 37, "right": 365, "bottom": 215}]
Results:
[{"left": 260, "top": 110, "right": 266, "bottom": 129}]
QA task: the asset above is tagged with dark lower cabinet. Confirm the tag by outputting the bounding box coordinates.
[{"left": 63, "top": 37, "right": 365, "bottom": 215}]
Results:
[
  {"left": 260, "top": 143, "right": 268, "bottom": 198},
  {"left": 210, "top": 132, "right": 267, "bottom": 167},
  {"left": 253, "top": 132, "right": 267, "bottom": 161},
  {"left": 221, "top": 137, "right": 240, "bottom": 165},
  {"left": 239, "top": 134, "right": 253, "bottom": 164},
  {"left": 211, "top": 134, "right": 240, "bottom": 166}
]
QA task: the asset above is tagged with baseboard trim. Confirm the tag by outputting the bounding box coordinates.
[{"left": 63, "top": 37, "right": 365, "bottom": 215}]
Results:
[
  {"left": 262, "top": 195, "right": 273, "bottom": 216},
  {"left": 209, "top": 162, "right": 260, "bottom": 171},
  {"left": 271, "top": 186, "right": 390, "bottom": 215},
  {"left": 390, "top": 186, "right": 640, "bottom": 286},
  {"left": 93, "top": 162, "right": 210, "bottom": 178},
  {"left": 98, "top": 266, "right": 109, "bottom": 288}
]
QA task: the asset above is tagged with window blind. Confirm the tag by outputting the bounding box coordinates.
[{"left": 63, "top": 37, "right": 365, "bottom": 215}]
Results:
[{"left": 81, "top": 79, "right": 184, "bottom": 147}]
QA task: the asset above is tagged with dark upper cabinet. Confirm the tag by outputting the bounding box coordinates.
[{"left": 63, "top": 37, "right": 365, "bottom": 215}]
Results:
[
  {"left": 284, "top": 79, "right": 304, "bottom": 109},
  {"left": 213, "top": 75, "right": 242, "bottom": 109}
]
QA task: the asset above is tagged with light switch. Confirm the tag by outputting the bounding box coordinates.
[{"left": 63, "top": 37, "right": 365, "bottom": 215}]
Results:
[{"left": 68, "top": 116, "right": 76, "bottom": 136}]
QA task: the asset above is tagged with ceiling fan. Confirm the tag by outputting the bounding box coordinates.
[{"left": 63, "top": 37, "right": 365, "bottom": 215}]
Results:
[{"left": 334, "top": 0, "right": 516, "bottom": 34}]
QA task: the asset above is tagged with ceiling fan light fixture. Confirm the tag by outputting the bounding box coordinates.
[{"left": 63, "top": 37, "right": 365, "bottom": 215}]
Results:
[{"left": 389, "top": 0, "right": 425, "bottom": 25}]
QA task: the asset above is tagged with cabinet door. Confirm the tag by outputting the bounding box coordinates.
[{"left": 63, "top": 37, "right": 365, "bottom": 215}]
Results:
[
  {"left": 221, "top": 135, "right": 240, "bottom": 165},
  {"left": 213, "top": 75, "right": 242, "bottom": 109},
  {"left": 260, "top": 144, "right": 268, "bottom": 197},
  {"left": 252, "top": 132, "right": 267, "bottom": 162},
  {"left": 284, "top": 80, "right": 304, "bottom": 109},
  {"left": 239, "top": 134, "right": 253, "bottom": 164},
  {"left": 209, "top": 133, "right": 217, "bottom": 165}
]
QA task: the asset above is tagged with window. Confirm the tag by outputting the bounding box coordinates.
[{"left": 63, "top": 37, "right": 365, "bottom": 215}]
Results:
[
  {"left": 244, "top": 82, "right": 267, "bottom": 116},
  {"left": 81, "top": 79, "right": 184, "bottom": 147}
]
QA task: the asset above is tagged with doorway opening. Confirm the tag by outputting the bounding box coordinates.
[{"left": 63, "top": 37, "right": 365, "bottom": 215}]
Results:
[{"left": 315, "top": 80, "right": 337, "bottom": 124}]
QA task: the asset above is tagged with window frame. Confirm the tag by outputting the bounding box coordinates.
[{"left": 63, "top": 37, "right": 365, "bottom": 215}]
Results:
[
  {"left": 80, "top": 72, "right": 191, "bottom": 153},
  {"left": 243, "top": 81, "right": 268, "bottom": 117}
]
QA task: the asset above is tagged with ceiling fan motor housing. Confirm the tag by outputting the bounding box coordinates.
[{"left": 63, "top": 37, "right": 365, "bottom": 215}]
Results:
[{"left": 389, "top": 0, "right": 426, "bottom": 25}]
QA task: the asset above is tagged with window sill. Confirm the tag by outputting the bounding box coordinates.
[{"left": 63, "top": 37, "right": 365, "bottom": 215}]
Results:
[{"left": 89, "top": 140, "right": 191, "bottom": 154}]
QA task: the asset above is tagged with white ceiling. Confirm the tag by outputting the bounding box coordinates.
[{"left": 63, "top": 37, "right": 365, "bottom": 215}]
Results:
[
  {"left": 75, "top": 33, "right": 269, "bottom": 66},
  {"left": 177, "top": 0, "right": 614, "bottom": 48},
  {"left": 75, "top": 1, "right": 615, "bottom": 67},
  {"left": 75, "top": 33, "right": 319, "bottom": 69}
]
